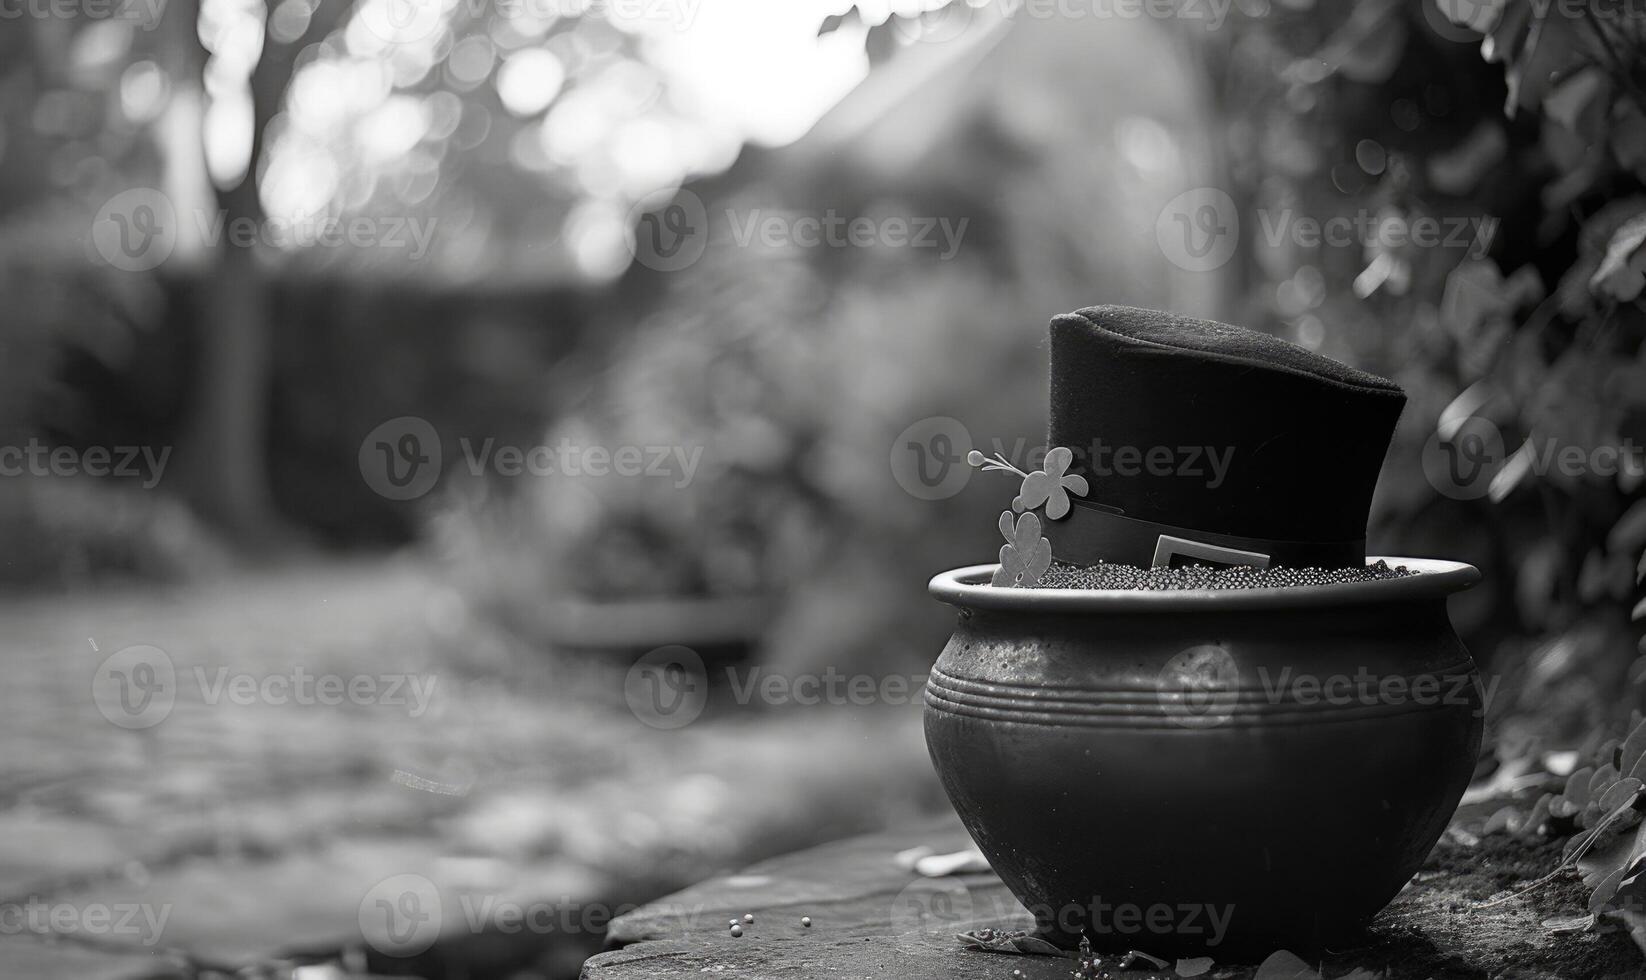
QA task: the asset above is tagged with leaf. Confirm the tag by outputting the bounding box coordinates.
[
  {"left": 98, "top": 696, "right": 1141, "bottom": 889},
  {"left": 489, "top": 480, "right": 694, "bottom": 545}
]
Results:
[
  {"left": 1522, "top": 794, "right": 1554, "bottom": 837},
  {"left": 1018, "top": 470, "right": 1056, "bottom": 512},
  {"left": 1619, "top": 721, "right": 1646, "bottom": 779},
  {"left": 954, "top": 931, "right": 1066, "bottom": 956},
  {"left": 1543, "top": 913, "right": 1597, "bottom": 933},
  {"left": 1482, "top": 0, "right": 1532, "bottom": 64},
  {"left": 999, "top": 510, "right": 1015, "bottom": 542},
  {"left": 1593, "top": 867, "right": 1628, "bottom": 911},
  {"left": 1436, "top": 0, "right": 1506, "bottom": 32},
  {"left": 1253, "top": 949, "right": 1320, "bottom": 980},
  {"left": 1044, "top": 486, "right": 1070, "bottom": 520},
  {"left": 1177, "top": 957, "right": 1214, "bottom": 978},
  {"left": 1488, "top": 437, "right": 1536, "bottom": 502},
  {"left": 1429, "top": 122, "right": 1508, "bottom": 195},
  {"left": 1502, "top": 5, "right": 1587, "bottom": 117},
  {"left": 1544, "top": 69, "right": 1608, "bottom": 144},
  {"left": 1314, "top": 0, "right": 1406, "bottom": 83},
  {"left": 1591, "top": 212, "right": 1646, "bottom": 303},
  {"left": 1568, "top": 766, "right": 1598, "bottom": 807},
  {"left": 1615, "top": 103, "right": 1646, "bottom": 179},
  {"left": 1593, "top": 763, "right": 1622, "bottom": 799},
  {"left": 1600, "top": 778, "right": 1642, "bottom": 814}
]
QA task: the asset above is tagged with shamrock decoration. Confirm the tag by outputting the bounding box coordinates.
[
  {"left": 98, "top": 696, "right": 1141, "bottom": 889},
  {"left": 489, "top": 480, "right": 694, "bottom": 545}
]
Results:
[
  {"left": 966, "top": 446, "right": 1089, "bottom": 588},
  {"left": 1014, "top": 446, "right": 1088, "bottom": 519},
  {"left": 966, "top": 447, "right": 1089, "bottom": 520},
  {"left": 992, "top": 511, "right": 1052, "bottom": 588}
]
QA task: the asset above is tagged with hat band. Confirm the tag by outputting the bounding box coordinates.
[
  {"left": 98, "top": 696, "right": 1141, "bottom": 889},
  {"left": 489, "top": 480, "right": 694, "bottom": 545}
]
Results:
[{"left": 1043, "top": 500, "right": 1365, "bottom": 570}]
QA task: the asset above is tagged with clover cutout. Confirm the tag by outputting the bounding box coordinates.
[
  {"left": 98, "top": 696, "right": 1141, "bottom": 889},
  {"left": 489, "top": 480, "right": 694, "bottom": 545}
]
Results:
[
  {"left": 1016, "top": 447, "right": 1088, "bottom": 519},
  {"left": 991, "top": 510, "right": 1052, "bottom": 588},
  {"left": 968, "top": 447, "right": 1088, "bottom": 520}
]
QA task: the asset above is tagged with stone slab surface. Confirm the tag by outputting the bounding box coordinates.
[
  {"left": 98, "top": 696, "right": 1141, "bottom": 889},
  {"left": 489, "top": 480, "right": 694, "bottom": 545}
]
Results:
[{"left": 584, "top": 811, "right": 1645, "bottom": 980}]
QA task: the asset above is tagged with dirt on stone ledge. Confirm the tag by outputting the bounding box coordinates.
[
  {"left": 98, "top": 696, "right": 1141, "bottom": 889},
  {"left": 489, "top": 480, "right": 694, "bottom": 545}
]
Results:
[{"left": 1327, "top": 830, "right": 1642, "bottom": 980}]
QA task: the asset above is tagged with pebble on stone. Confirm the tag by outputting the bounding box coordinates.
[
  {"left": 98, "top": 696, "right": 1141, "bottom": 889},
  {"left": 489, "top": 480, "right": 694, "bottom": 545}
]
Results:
[
  {"left": 801, "top": 916, "right": 812, "bottom": 927},
  {"left": 1035, "top": 559, "right": 1414, "bottom": 591},
  {"left": 743, "top": 913, "right": 754, "bottom": 924},
  {"left": 730, "top": 925, "right": 743, "bottom": 937}
]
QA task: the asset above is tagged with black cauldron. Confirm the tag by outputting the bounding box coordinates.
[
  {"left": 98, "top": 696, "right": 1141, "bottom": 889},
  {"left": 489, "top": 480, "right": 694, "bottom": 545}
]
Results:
[{"left": 924, "top": 558, "right": 1483, "bottom": 957}]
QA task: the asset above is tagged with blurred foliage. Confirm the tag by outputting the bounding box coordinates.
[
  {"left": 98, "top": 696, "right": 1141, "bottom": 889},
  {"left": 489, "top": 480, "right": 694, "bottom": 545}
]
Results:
[
  {"left": 1204, "top": 0, "right": 1646, "bottom": 749},
  {"left": 432, "top": 7, "right": 1222, "bottom": 674}
]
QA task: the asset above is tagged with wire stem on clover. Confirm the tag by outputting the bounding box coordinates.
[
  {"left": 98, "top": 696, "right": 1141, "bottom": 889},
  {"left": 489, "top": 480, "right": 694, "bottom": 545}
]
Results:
[{"left": 967, "top": 450, "right": 1029, "bottom": 479}]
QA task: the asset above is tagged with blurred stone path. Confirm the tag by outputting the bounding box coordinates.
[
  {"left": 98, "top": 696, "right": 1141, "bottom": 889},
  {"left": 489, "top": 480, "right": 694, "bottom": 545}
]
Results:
[{"left": 0, "top": 559, "right": 936, "bottom": 978}]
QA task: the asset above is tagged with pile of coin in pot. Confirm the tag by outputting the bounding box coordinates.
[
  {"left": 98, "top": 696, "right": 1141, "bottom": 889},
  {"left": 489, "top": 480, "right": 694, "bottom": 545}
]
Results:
[{"left": 1036, "top": 559, "right": 1414, "bottom": 591}]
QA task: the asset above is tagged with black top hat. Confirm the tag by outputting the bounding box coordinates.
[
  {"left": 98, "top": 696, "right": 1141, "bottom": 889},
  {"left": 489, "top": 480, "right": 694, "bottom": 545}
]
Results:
[{"left": 1043, "top": 305, "right": 1406, "bottom": 570}]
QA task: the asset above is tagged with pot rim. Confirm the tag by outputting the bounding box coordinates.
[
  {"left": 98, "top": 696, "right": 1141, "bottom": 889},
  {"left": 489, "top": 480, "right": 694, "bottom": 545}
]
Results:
[{"left": 929, "top": 556, "right": 1480, "bottom": 613}]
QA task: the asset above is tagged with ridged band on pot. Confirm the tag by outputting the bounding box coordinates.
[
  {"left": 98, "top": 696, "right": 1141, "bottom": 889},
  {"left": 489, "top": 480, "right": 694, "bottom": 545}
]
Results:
[{"left": 922, "top": 558, "right": 1484, "bottom": 957}]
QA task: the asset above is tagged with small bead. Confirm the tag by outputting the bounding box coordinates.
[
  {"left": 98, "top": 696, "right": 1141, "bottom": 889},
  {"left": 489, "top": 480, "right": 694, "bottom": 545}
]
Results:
[
  {"left": 743, "top": 913, "right": 754, "bottom": 924},
  {"left": 730, "top": 925, "right": 743, "bottom": 937},
  {"left": 801, "top": 916, "right": 811, "bottom": 927}
]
